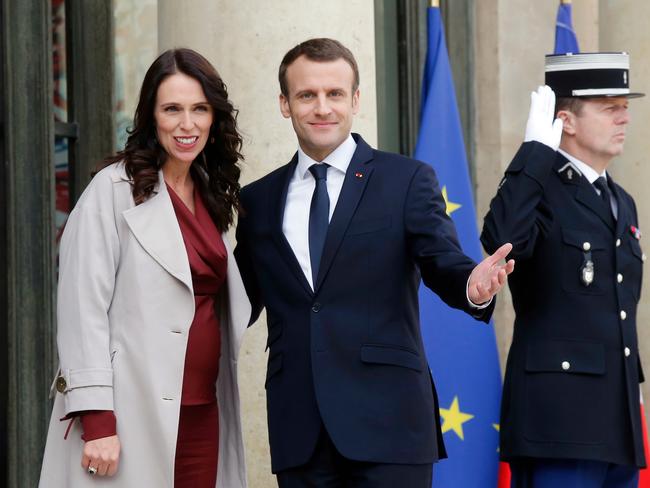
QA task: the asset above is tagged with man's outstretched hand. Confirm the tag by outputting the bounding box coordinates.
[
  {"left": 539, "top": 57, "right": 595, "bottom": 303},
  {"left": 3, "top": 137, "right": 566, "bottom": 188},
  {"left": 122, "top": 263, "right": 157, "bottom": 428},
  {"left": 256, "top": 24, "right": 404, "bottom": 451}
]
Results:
[{"left": 468, "top": 243, "right": 515, "bottom": 305}]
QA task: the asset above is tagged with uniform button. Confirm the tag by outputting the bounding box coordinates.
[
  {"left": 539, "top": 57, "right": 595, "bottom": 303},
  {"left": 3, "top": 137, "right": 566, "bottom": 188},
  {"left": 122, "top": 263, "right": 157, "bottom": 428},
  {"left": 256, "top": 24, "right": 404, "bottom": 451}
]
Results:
[
  {"left": 616, "top": 238, "right": 621, "bottom": 247},
  {"left": 582, "top": 242, "right": 591, "bottom": 251},
  {"left": 625, "top": 347, "right": 631, "bottom": 357},
  {"left": 56, "top": 376, "right": 67, "bottom": 393},
  {"left": 311, "top": 302, "right": 322, "bottom": 313},
  {"left": 617, "top": 273, "right": 623, "bottom": 283},
  {"left": 561, "top": 361, "right": 570, "bottom": 371},
  {"left": 620, "top": 310, "right": 627, "bottom": 320}
]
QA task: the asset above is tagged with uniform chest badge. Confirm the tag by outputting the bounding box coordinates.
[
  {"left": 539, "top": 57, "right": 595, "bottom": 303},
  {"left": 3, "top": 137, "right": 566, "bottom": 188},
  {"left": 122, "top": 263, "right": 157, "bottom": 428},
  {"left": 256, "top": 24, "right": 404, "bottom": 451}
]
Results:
[
  {"left": 581, "top": 258, "right": 594, "bottom": 286},
  {"left": 631, "top": 225, "right": 642, "bottom": 240}
]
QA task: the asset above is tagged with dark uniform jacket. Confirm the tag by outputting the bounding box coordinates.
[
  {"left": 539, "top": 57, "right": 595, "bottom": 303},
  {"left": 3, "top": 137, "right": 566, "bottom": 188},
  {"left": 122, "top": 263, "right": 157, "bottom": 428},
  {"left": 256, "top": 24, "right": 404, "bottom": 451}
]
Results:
[
  {"left": 481, "top": 141, "right": 646, "bottom": 467},
  {"left": 234, "top": 134, "right": 494, "bottom": 473}
]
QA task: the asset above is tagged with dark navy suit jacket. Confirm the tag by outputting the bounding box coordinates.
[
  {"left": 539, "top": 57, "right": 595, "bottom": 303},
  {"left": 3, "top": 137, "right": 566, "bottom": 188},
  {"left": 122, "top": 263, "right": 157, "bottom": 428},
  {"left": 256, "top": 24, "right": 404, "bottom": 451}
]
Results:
[
  {"left": 235, "top": 134, "right": 494, "bottom": 473},
  {"left": 482, "top": 142, "right": 646, "bottom": 467}
]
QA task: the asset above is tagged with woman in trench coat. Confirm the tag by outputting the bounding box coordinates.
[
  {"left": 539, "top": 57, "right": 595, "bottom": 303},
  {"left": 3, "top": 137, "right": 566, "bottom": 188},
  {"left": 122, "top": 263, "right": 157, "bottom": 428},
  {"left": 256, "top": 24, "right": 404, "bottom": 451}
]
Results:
[{"left": 39, "top": 48, "right": 250, "bottom": 487}]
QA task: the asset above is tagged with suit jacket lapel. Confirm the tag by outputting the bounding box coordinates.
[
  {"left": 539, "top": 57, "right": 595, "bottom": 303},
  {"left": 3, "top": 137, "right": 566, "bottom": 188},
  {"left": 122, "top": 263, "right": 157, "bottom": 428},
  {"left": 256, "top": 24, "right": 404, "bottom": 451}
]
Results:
[
  {"left": 574, "top": 183, "right": 615, "bottom": 231},
  {"left": 609, "top": 177, "right": 630, "bottom": 237},
  {"left": 556, "top": 154, "right": 616, "bottom": 231},
  {"left": 314, "top": 136, "right": 374, "bottom": 291},
  {"left": 122, "top": 171, "right": 193, "bottom": 291},
  {"left": 270, "top": 156, "right": 314, "bottom": 296}
]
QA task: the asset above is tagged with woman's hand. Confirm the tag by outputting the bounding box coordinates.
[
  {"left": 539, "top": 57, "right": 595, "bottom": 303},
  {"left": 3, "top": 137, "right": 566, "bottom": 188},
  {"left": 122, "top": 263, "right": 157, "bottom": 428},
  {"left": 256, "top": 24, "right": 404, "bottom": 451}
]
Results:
[{"left": 82, "top": 435, "right": 121, "bottom": 476}]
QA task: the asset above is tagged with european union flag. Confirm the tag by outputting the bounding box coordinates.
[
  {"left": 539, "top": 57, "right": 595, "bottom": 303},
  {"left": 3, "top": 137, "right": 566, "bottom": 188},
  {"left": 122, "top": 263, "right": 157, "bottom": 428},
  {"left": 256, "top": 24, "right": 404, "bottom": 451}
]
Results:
[
  {"left": 554, "top": 2, "right": 580, "bottom": 54},
  {"left": 414, "top": 6, "right": 503, "bottom": 487}
]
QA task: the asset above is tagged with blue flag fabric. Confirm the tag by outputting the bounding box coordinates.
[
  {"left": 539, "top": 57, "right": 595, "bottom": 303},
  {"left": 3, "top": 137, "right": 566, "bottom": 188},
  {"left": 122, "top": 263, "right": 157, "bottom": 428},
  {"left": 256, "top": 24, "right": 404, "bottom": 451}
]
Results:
[
  {"left": 554, "top": 3, "right": 580, "bottom": 54},
  {"left": 413, "top": 7, "right": 502, "bottom": 487}
]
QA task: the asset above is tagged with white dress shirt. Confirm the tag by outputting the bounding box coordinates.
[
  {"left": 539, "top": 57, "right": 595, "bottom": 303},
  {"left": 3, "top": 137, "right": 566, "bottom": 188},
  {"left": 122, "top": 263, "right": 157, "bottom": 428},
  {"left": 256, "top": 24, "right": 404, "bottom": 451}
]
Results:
[
  {"left": 282, "top": 133, "right": 487, "bottom": 307},
  {"left": 559, "top": 149, "right": 618, "bottom": 218},
  {"left": 282, "top": 134, "right": 357, "bottom": 289}
]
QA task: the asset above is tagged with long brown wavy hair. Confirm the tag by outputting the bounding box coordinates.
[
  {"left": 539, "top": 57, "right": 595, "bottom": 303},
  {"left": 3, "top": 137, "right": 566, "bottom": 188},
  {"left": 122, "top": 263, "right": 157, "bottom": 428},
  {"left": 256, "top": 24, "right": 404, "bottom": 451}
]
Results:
[{"left": 103, "top": 48, "right": 243, "bottom": 232}]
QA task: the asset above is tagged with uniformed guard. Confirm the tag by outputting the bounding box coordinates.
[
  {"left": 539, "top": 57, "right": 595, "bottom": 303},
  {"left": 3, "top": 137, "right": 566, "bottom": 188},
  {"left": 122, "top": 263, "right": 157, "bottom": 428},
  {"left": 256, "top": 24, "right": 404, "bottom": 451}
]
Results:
[{"left": 482, "top": 52, "right": 646, "bottom": 487}]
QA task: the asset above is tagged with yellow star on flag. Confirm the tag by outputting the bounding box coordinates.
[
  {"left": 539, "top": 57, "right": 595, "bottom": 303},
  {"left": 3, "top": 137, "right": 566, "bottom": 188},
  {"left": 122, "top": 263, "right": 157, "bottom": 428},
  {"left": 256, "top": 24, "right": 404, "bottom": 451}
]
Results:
[
  {"left": 441, "top": 186, "right": 462, "bottom": 216},
  {"left": 439, "top": 396, "right": 474, "bottom": 441},
  {"left": 493, "top": 424, "right": 501, "bottom": 452}
]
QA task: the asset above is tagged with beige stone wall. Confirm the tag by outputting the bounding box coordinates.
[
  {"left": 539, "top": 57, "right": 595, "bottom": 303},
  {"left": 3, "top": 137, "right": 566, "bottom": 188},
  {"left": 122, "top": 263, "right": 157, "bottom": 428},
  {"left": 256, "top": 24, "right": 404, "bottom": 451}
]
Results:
[{"left": 157, "top": 1, "right": 377, "bottom": 486}]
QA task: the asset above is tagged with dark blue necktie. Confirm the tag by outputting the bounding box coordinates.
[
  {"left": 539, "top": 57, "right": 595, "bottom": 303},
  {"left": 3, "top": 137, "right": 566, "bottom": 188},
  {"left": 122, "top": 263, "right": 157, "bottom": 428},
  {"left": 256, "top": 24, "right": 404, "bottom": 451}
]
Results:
[
  {"left": 308, "top": 163, "right": 330, "bottom": 285},
  {"left": 594, "top": 176, "right": 615, "bottom": 219}
]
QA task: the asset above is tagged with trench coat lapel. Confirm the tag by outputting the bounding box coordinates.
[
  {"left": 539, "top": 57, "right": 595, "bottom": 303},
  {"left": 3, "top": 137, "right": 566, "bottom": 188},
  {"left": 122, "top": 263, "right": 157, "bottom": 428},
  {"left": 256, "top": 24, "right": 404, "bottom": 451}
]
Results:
[
  {"left": 314, "top": 136, "right": 374, "bottom": 291},
  {"left": 270, "top": 157, "right": 314, "bottom": 297},
  {"left": 122, "top": 171, "right": 193, "bottom": 291}
]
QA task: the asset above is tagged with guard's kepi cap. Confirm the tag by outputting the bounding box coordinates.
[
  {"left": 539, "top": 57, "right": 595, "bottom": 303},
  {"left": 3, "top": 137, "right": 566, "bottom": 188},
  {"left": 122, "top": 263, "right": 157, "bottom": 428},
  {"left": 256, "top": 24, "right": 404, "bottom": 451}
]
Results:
[{"left": 545, "top": 52, "right": 644, "bottom": 98}]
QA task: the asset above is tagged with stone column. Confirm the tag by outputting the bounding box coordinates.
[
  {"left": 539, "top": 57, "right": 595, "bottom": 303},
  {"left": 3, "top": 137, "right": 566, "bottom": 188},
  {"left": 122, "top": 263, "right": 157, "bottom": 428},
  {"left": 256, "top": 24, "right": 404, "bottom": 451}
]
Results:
[
  {"left": 3, "top": 1, "right": 56, "bottom": 486},
  {"left": 158, "top": 2, "right": 377, "bottom": 486}
]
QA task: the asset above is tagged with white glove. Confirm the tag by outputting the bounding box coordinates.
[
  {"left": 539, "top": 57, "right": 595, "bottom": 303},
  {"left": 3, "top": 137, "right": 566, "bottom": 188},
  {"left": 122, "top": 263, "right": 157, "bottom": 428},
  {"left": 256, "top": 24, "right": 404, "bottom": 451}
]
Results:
[{"left": 524, "top": 85, "right": 563, "bottom": 151}]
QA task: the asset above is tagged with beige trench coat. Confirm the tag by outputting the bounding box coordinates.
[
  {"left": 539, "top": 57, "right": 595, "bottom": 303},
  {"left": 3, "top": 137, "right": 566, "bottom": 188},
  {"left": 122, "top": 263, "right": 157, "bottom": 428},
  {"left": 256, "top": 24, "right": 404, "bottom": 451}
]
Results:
[{"left": 39, "top": 163, "right": 250, "bottom": 487}]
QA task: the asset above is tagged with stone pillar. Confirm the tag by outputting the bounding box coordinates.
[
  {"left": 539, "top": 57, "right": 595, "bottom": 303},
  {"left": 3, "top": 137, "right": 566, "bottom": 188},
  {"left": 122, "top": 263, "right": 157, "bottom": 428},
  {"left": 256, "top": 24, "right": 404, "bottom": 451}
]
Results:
[
  {"left": 599, "top": 0, "right": 650, "bottom": 409},
  {"left": 158, "top": 2, "right": 377, "bottom": 486},
  {"left": 3, "top": 1, "right": 56, "bottom": 485}
]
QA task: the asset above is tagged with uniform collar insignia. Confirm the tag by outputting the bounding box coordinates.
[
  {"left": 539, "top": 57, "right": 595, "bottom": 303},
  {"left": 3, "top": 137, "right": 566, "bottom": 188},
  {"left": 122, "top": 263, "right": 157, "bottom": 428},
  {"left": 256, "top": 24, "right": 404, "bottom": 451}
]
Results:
[{"left": 557, "top": 161, "right": 582, "bottom": 183}]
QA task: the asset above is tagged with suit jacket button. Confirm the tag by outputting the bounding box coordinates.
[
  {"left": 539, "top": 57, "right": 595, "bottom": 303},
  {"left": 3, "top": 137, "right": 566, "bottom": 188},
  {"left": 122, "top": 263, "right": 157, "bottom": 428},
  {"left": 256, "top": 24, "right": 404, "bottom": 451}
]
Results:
[
  {"left": 620, "top": 310, "right": 627, "bottom": 320},
  {"left": 625, "top": 347, "right": 631, "bottom": 357},
  {"left": 311, "top": 302, "right": 321, "bottom": 313},
  {"left": 617, "top": 273, "right": 623, "bottom": 283},
  {"left": 582, "top": 242, "right": 591, "bottom": 251},
  {"left": 616, "top": 238, "right": 621, "bottom": 247},
  {"left": 56, "top": 376, "right": 67, "bottom": 393},
  {"left": 561, "top": 361, "right": 570, "bottom": 371}
]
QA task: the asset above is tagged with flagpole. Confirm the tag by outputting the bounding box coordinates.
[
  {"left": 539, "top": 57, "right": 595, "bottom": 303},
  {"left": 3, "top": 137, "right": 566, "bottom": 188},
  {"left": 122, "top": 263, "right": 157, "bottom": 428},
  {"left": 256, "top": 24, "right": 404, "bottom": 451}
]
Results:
[{"left": 430, "top": 0, "right": 439, "bottom": 7}]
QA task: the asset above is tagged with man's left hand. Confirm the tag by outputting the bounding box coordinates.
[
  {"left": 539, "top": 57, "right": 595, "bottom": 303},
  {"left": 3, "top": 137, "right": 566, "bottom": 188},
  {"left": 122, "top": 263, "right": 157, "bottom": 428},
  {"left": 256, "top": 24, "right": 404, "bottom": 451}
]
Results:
[{"left": 468, "top": 243, "right": 515, "bottom": 305}]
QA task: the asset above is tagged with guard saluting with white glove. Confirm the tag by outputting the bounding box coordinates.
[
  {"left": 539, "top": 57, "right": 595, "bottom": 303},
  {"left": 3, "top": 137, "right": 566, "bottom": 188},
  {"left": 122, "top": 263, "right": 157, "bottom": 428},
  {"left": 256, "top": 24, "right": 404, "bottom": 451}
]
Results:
[{"left": 481, "top": 53, "right": 646, "bottom": 488}]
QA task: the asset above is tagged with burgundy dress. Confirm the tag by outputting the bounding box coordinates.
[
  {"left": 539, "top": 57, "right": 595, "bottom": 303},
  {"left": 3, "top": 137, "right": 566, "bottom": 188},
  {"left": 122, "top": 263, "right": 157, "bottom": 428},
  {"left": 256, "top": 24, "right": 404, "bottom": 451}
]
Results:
[
  {"left": 168, "top": 184, "right": 227, "bottom": 487},
  {"left": 79, "top": 185, "right": 227, "bottom": 487}
]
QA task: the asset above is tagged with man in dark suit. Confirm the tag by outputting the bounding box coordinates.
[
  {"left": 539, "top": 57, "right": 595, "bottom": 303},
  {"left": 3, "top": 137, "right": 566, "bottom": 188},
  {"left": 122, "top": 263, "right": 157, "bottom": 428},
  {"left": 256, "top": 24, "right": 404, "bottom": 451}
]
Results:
[
  {"left": 481, "top": 53, "right": 646, "bottom": 488},
  {"left": 235, "top": 38, "right": 514, "bottom": 487}
]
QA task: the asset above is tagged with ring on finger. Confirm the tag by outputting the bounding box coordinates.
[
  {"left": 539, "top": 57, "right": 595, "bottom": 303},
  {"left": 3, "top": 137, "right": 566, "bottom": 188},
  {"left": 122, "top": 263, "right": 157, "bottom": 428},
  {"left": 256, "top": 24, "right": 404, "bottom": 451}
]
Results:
[{"left": 87, "top": 466, "right": 98, "bottom": 475}]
